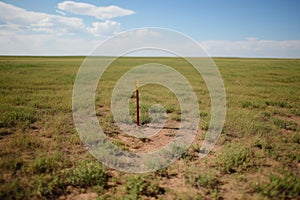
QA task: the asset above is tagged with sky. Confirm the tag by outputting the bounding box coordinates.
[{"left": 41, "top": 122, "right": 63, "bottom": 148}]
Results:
[{"left": 0, "top": 0, "right": 299, "bottom": 57}]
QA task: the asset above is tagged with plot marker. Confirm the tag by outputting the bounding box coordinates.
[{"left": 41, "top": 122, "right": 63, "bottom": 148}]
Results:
[{"left": 136, "top": 80, "right": 140, "bottom": 126}]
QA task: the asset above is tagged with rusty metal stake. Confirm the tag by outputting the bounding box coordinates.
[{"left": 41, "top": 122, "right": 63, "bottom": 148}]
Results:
[{"left": 136, "top": 80, "right": 140, "bottom": 126}]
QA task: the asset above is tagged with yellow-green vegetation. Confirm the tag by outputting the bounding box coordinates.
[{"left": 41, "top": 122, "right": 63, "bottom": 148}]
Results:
[{"left": 0, "top": 56, "right": 299, "bottom": 199}]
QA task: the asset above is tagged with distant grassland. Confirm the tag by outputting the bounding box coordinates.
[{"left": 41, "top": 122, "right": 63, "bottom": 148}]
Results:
[{"left": 0, "top": 56, "right": 299, "bottom": 199}]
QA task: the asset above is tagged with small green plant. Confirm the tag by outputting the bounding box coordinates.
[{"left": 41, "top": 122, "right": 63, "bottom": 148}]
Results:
[
  {"left": 31, "top": 174, "right": 65, "bottom": 198},
  {"left": 0, "top": 105, "right": 36, "bottom": 128},
  {"left": 291, "top": 133, "right": 300, "bottom": 144},
  {"left": 160, "top": 143, "right": 188, "bottom": 161},
  {"left": 272, "top": 117, "right": 298, "bottom": 131},
  {"left": 9, "top": 133, "right": 41, "bottom": 151},
  {"left": 27, "top": 151, "right": 70, "bottom": 174},
  {"left": 290, "top": 108, "right": 300, "bottom": 116},
  {"left": 0, "top": 155, "right": 23, "bottom": 171},
  {"left": 197, "top": 173, "right": 218, "bottom": 188},
  {"left": 253, "top": 172, "right": 300, "bottom": 199},
  {"left": 217, "top": 145, "right": 255, "bottom": 173},
  {"left": 112, "top": 139, "right": 129, "bottom": 150},
  {"left": 265, "top": 100, "right": 288, "bottom": 108},
  {"left": 241, "top": 100, "right": 263, "bottom": 109},
  {"left": 125, "top": 176, "right": 145, "bottom": 199},
  {"left": 140, "top": 114, "right": 151, "bottom": 125},
  {"left": 209, "top": 188, "right": 222, "bottom": 200},
  {"left": 165, "top": 104, "right": 177, "bottom": 114},
  {"left": 171, "top": 114, "right": 181, "bottom": 122},
  {"left": 68, "top": 161, "right": 108, "bottom": 188},
  {"left": 185, "top": 170, "right": 218, "bottom": 189},
  {"left": 200, "top": 111, "right": 209, "bottom": 118},
  {"left": 124, "top": 176, "right": 164, "bottom": 199},
  {"left": 253, "top": 138, "right": 272, "bottom": 150},
  {"left": 149, "top": 104, "right": 167, "bottom": 123},
  {"left": 32, "top": 157, "right": 53, "bottom": 174},
  {"left": 0, "top": 180, "right": 27, "bottom": 200}
]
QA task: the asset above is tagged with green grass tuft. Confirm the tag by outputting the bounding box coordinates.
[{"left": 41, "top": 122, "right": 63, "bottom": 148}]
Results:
[{"left": 253, "top": 172, "right": 300, "bottom": 199}]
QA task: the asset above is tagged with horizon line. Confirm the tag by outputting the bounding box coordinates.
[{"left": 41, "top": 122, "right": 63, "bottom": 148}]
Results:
[{"left": 0, "top": 55, "right": 299, "bottom": 59}]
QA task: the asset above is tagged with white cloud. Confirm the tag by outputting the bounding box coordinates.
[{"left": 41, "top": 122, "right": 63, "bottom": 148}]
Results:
[
  {"left": 0, "top": 23, "right": 23, "bottom": 36},
  {"left": 0, "top": 1, "right": 86, "bottom": 36},
  {"left": 0, "top": 1, "right": 125, "bottom": 55},
  {"left": 201, "top": 38, "right": 300, "bottom": 58},
  {"left": 56, "top": 10, "right": 66, "bottom": 16},
  {"left": 0, "top": 1, "right": 123, "bottom": 37},
  {"left": 88, "top": 20, "right": 120, "bottom": 36},
  {"left": 0, "top": 33, "right": 100, "bottom": 55},
  {"left": 57, "top": 1, "right": 135, "bottom": 20},
  {"left": 94, "top": 35, "right": 300, "bottom": 58},
  {"left": 120, "top": 29, "right": 161, "bottom": 39}
]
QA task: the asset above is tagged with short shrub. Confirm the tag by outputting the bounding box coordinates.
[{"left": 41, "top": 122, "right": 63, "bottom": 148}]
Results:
[
  {"left": 218, "top": 145, "right": 255, "bottom": 173},
  {"left": 0, "top": 105, "right": 36, "bottom": 128},
  {"left": 272, "top": 117, "right": 298, "bottom": 131},
  {"left": 68, "top": 161, "right": 108, "bottom": 188},
  {"left": 125, "top": 176, "right": 164, "bottom": 199},
  {"left": 253, "top": 172, "right": 300, "bottom": 199},
  {"left": 185, "top": 169, "right": 218, "bottom": 189}
]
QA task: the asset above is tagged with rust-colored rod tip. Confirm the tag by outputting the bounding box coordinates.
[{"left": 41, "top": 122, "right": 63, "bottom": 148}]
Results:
[{"left": 136, "top": 80, "right": 139, "bottom": 90}]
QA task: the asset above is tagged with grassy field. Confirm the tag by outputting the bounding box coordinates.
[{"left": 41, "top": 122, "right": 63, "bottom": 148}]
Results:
[{"left": 0, "top": 56, "right": 299, "bottom": 199}]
